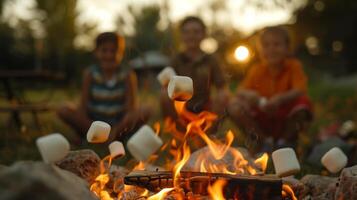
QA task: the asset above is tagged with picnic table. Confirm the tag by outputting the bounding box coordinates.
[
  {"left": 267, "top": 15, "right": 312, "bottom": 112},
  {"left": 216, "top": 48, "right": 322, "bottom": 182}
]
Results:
[{"left": 0, "top": 69, "right": 64, "bottom": 130}]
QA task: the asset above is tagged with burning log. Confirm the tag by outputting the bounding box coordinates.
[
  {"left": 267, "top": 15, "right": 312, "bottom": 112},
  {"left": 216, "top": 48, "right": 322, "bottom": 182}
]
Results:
[{"left": 124, "top": 170, "right": 282, "bottom": 200}]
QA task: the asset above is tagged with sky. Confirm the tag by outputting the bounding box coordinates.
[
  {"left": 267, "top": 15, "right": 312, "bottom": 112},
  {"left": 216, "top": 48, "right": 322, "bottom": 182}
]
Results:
[
  {"left": 4, "top": 0, "right": 306, "bottom": 35},
  {"left": 76, "top": 0, "right": 305, "bottom": 34}
]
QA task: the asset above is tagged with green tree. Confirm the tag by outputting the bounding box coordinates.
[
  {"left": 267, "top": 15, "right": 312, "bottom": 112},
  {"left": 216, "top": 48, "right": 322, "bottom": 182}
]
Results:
[
  {"left": 35, "top": 0, "right": 77, "bottom": 70},
  {"left": 292, "top": 0, "right": 357, "bottom": 74},
  {"left": 118, "top": 5, "right": 172, "bottom": 59}
]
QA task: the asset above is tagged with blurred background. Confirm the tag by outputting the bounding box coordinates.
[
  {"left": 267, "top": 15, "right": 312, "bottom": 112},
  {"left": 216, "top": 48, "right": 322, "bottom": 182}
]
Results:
[{"left": 0, "top": 0, "right": 356, "bottom": 169}]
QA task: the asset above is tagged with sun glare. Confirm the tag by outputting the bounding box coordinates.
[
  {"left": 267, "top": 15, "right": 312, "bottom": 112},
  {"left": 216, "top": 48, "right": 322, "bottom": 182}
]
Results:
[{"left": 234, "top": 45, "right": 250, "bottom": 62}]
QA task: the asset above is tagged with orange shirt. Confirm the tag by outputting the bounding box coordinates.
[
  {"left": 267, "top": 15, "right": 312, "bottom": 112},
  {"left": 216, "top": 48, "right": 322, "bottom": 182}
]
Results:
[{"left": 240, "top": 58, "right": 307, "bottom": 98}]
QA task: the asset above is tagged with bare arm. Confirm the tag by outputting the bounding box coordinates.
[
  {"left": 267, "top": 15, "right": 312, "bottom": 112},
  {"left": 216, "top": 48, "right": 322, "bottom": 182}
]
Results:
[
  {"left": 271, "top": 89, "right": 303, "bottom": 105},
  {"left": 125, "top": 71, "right": 138, "bottom": 111},
  {"left": 236, "top": 89, "right": 260, "bottom": 106}
]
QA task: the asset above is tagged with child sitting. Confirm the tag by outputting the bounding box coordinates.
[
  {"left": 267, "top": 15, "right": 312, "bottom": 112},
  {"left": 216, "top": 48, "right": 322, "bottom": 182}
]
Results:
[
  {"left": 160, "top": 16, "right": 228, "bottom": 128},
  {"left": 57, "top": 32, "right": 150, "bottom": 143},
  {"left": 228, "top": 26, "right": 313, "bottom": 151}
]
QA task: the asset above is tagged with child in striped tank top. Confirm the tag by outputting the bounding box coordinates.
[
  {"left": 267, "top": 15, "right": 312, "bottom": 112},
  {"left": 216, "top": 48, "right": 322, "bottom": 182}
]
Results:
[{"left": 57, "top": 32, "right": 150, "bottom": 143}]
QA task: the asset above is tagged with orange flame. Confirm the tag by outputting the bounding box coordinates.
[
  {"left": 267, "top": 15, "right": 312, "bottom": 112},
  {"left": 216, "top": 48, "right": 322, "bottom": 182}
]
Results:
[
  {"left": 154, "top": 121, "right": 161, "bottom": 136},
  {"left": 133, "top": 161, "right": 146, "bottom": 170},
  {"left": 171, "top": 98, "right": 266, "bottom": 176},
  {"left": 174, "top": 101, "right": 186, "bottom": 115},
  {"left": 254, "top": 153, "right": 269, "bottom": 173},
  {"left": 200, "top": 161, "right": 208, "bottom": 173},
  {"left": 173, "top": 142, "right": 190, "bottom": 188},
  {"left": 208, "top": 179, "right": 227, "bottom": 200},
  {"left": 90, "top": 94, "right": 273, "bottom": 199},
  {"left": 147, "top": 188, "right": 174, "bottom": 200},
  {"left": 282, "top": 184, "right": 298, "bottom": 200},
  {"left": 90, "top": 155, "right": 114, "bottom": 200},
  {"left": 199, "top": 130, "right": 234, "bottom": 160},
  {"left": 164, "top": 117, "right": 185, "bottom": 141},
  {"left": 99, "top": 155, "right": 112, "bottom": 174}
]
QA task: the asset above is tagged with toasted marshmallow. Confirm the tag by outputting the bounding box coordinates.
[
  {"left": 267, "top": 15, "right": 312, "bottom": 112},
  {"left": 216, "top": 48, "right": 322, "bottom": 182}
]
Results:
[
  {"left": 109, "top": 141, "right": 125, "bottom": 158},
  {"left": 86, "top": 121, "right": 111, "bottom": 143},
  {"left": 167, "top": 75, "right": 193, "bottom": 101},
  {"left": 272, "top": 148, "right": 301, "bottom": 177},
  {"left": 36, "top": 133, "right": 70, "bottom": 163},
  {"left": 157, "top": 66, "right": 176, "bottom": 86},
  {"left": 321, "top": 147, "right": 347, "bottom": 173},
  {"left": 127, "top": 125, "right": 163, "bottom": 161}
]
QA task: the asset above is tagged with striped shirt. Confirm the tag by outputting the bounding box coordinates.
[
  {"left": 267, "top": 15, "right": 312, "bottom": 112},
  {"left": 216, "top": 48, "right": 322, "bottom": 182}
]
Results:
[{"left": 87, "top": 65, "right": 128, "bottom": 124}]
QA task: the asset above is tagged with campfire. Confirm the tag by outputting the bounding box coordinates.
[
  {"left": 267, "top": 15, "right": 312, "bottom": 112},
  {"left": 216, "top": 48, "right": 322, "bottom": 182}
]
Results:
[
  {"left": 87, "top": 95, "right": 296, "bottom": 200},
  {"left": 82, "top": 74, "right": 301, "bottom": 200},
  {"left": 33, "top": 73, "right": 353, "bottom": 200}
]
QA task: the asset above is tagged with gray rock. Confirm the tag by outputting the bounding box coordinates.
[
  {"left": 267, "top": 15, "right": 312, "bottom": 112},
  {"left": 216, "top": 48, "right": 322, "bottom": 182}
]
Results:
[
  {"left": 0, "top": 161, "right": 97, "bottom": 200},
  {"left": 300, "top": 175, "right": 337, "bottom": 200},
  {"left": 335, "top": 165, "right": 357, "bottom": 200},
  {"left": 307, "top": 137, "right": 353, "bottom": 166},
  {"left": 56, "top": 149, "right": 101, "bottom": 184}
]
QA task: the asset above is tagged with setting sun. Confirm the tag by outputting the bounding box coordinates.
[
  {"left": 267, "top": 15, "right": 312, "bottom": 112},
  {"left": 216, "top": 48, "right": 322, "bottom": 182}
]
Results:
[{"left": 234, "top": 45, "right": 250, "bottom": 62}]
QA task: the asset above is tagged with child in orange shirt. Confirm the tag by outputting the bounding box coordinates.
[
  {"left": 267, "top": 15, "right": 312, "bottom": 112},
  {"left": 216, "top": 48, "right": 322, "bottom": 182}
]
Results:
[{"left": 228, "top": 26, "right": 313, "bottom": 151}]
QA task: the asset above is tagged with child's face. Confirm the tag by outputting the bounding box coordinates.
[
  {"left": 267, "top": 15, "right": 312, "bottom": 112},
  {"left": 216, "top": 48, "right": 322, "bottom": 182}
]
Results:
[
  {"left": 258, "top": 32, "right": 288, "bottom": 66},
  {"left": 95, "top": 42, "right": 122, "bottom": 70},
  {"left": 181, "top": 21, "right": 205, "bottom": 51}
]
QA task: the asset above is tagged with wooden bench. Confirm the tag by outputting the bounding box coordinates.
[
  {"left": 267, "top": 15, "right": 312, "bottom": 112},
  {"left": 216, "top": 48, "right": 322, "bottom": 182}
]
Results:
[
  {"left": 0, "top": 69, "right": 64, "bottom": 131},
  {"left": 0, "top": 104, "right": 53, "bottom": 130}
]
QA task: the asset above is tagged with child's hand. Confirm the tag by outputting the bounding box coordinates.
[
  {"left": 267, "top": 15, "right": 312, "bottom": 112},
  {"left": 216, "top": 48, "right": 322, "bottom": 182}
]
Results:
[
  {"left": 238, "top": 90, "right": 260, "bottom": 107},
  {"left": 261, "top": 95, "right": 282, "bottom": 114}
]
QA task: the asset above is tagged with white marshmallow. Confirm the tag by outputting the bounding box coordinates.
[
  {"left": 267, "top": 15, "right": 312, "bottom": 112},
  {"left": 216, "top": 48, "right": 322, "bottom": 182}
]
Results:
[
  {"left": 321, "top": 147, "right": 347, "bottom": 173},
  {"left": 109, "top": 141, "right": 125, "bottom": 158},
  {"left": 167, "top": 75, "right": 193, "bottom": 101},
  {"left": 36, "top": 133, "right": 70, "bottom": 163},
  {"left": 127, "top": 125, "right": 163, "bottom": 161},
  {"left": 157, "top": 66, "right": 176, "bottom": 86},
  {"left": 272, "top": 148, "right": 301, "bottom": 177},
  {"left": 86, "top": 121, "right": 111, "bottom": 143}
]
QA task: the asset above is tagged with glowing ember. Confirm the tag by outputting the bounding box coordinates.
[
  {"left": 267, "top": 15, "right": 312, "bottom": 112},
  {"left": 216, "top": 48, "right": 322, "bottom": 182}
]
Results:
[
  {"left": 90, "top": 155, "right": 113, "bottom": 199},
  {"left": 140, "top": 189, "right": 149, "bottom": 197},
  {"left": 90, "top": 174, "right": 110, "bottom": 197},
  {"left": 208, "top": 179, "right": 227, "bottom": 200},
  {"left": 147, "top": 188, "right": 174, "bottom": 200},
  {"left": 282, "top": 184, "right": 298, "bottom": 200},
  {"left": 173, "top": 142, "right": 191, "bottom": 188}
]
